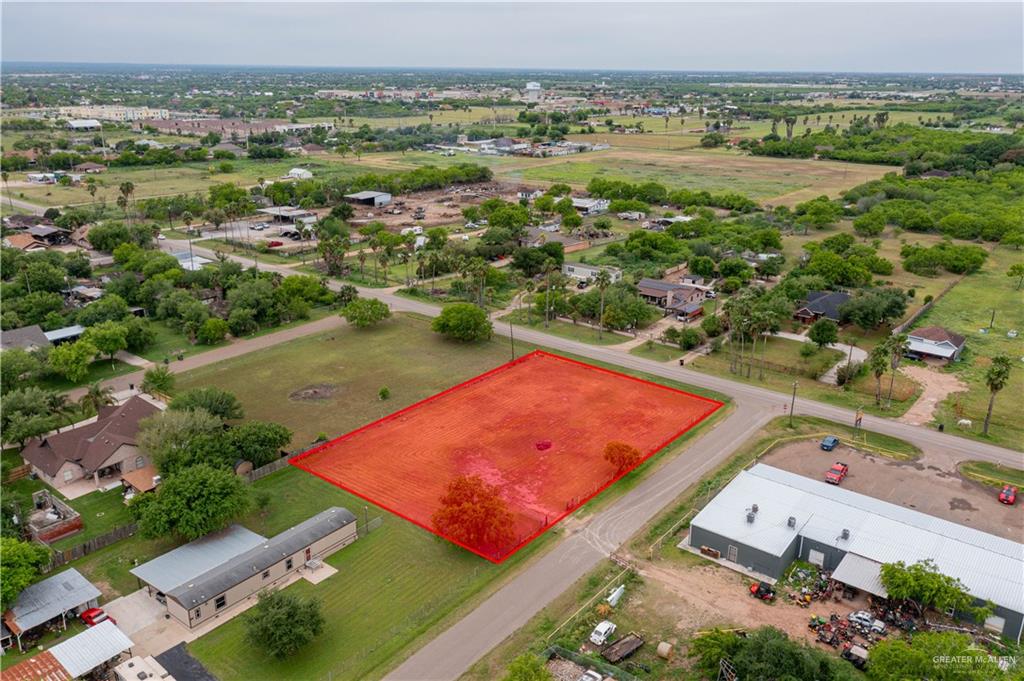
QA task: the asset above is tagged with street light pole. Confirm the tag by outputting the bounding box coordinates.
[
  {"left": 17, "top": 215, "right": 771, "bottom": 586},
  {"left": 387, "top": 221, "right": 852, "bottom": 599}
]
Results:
[
  {"left": 509, "top": 319, "right": 516, "bottom": 360},
  {"left": 789, "top": 380, "right": 798, "bottom": 428}
]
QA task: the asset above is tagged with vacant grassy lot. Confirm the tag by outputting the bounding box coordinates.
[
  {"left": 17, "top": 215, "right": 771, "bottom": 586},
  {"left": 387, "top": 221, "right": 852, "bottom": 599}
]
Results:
[
  {"left": 332, "top": 105, "right": 522, "bottom": 131},
  {"left": 915, "top": 246, "right": 1024, "bottom": 450},
  {"left": 170, "top": 313, "right": 726, "bottom": 680},
  {"left": 503, "top": 148, "right": 888, "bottom": 204},
  {"left": 501, "top": 308, "right": 627, "bottom": 347}
]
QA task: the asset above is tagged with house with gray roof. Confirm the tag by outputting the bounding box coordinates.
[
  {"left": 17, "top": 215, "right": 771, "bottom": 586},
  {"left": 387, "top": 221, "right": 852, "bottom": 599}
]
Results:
[
  {"left": 1, "top": 324, "right": 51, "bottom": 352},
  {"left": 132, "top": 507, "right": 357, "bottom": 629},
  {"left": 685, "top": 464, "right": 1024, "bottom": 642},
  {"left": 794, "top": 290, "right": 851, "bottom": 323}
]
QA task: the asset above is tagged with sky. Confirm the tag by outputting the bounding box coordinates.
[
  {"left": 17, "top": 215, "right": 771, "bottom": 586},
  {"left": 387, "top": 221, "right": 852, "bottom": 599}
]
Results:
[{"left": 2, "top": 2, "right": 1022, "bottom": 74}]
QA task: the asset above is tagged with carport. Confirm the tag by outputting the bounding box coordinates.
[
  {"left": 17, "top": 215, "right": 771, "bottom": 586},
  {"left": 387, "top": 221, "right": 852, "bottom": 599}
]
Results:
[{"left": 831, "top": 553, "right": 887, "bottom": 597}]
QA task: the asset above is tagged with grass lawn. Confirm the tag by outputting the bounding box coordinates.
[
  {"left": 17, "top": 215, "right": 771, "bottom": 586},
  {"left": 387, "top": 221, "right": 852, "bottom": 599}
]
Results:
[
  {"left": 629, "top": 340, "right": 684, "bottom": 362},
  {"left": 137, "top": 320, "right": 222, "bottom": 362},
  {"left": 501, "top": 308, "right": 627, "bottom": 347},
  {"left": 687, "top": 336, "right": 921, "bottom": 417},
  {"left": 917, "top": 246, "right": 1024, "bottom": 450},
  {"left": 959, "top": 461, "right": 1024, "bottom": 489},
  {"left": 34, "top": 359, "right": 135, "bottom": 392},
  {"left": 49, "top": 488, "right": 136, "bottom": 552},
  {"left": 201, "top": 238, "right": 308, "bottom": 266}
]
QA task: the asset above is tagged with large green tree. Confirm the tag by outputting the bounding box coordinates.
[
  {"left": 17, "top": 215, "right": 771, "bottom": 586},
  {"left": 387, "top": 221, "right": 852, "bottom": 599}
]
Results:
[
  {"left": 432, "top": 303, "right": 492, "bottom": 342},
  {"left": 0, "top": 538, "right": 50, "bottom": 610},
  {"left": 139, "top": 408, "right": 225, "bottom": 474},
  {"left": 83, "top": 320, "right": 129, "bottom": 367},
  {"left": 868, "top": 631, "right": 1005, "bottom": 681},
  {"left": 170, "top": 387, "right": 245, "bottom": 421},
  {"left": 808, "top": 318, "right": 838, "bottom": 349},
  {"left": 48, "top": 339, "right": 97, "bottom": 384},
  {"left": 341, "top": 297, "right": 391, "bottom": 328},
  {"left": 134, "top": 463, "right": 251, "bottom": 540},
  {"left": 244, "top": 589, "right": 325, "bottom": 659}
]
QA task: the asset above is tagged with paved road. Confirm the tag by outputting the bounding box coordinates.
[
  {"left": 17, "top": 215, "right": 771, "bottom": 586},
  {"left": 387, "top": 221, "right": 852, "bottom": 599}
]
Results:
[
  {"left": 0, "top": 194, "right": 47, "bottom": 215},
  {"left": 139, "top": 238, "right": 1022, "bottom": 679}
]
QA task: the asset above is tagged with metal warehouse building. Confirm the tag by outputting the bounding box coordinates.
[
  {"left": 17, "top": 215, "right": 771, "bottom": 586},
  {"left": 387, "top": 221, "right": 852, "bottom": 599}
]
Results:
[{"left": 685, "top": 464, "right": 1024, "bottom": 642}]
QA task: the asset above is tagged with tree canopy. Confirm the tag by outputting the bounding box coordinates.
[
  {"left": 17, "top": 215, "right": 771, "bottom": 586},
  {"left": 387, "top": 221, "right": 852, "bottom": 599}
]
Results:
[
  {"left": 244, "top": 589, "right": 325, "bottom": 659},
  {"left": 133, "top": 463, "right": 252, "bottom": 541}
]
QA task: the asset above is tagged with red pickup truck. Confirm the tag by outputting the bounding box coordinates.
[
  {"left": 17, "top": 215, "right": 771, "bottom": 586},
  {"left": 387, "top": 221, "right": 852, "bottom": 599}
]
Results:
[{"left": 825, "top": 462, "right": 849, "bottom": 485}]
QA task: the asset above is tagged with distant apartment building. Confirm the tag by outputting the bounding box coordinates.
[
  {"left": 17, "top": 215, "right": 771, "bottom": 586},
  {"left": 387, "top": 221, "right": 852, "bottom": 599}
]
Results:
[
  {"left": 525, "top": 81, "right": 543, "bottom": 103},
  {"left": 59, "top": 105, "right": 170, "bottom": 122}
]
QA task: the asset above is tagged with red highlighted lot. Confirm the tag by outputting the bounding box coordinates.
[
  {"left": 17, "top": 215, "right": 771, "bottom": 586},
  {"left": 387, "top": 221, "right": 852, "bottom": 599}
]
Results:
[{"left": 292, "top": 351, "right": 722, "bottom": 562}]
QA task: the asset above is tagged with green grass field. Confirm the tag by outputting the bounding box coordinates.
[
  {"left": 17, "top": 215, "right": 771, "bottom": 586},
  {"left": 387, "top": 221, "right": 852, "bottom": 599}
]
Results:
[
  {"left": 915, "top": 246, "right": 1024, "bottom": 450},
  {"left": 35, "top": 358, "right": 136, "bottom": 391},
  {"left": 959, "top": 461, "right": 1024, "bottom": 489},
  {"left": 501, "top": 308, "right": 627, "bottom": 347},
  {"left": 629, "top": 340, "right": 684, "bottom": 362}
]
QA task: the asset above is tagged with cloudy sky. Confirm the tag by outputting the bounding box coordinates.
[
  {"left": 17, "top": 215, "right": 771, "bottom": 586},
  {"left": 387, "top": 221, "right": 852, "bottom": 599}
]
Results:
[{"left": 2, "top": 2, "right": 1021, "bottom": 74}]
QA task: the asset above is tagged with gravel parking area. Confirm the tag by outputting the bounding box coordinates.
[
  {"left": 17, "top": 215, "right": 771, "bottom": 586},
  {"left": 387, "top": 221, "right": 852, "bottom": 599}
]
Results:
[{"left": 761, "top": 440, "right": 1021, "bottom": 540}]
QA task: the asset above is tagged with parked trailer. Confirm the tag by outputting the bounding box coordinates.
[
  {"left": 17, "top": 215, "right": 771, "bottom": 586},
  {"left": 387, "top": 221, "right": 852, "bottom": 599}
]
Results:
[{"left": 601, "top": 632, "right": 644, "bottom": 664}]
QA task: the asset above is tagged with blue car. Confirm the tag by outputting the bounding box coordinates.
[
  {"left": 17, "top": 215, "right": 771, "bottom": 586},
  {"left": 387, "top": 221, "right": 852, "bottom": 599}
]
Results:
[{"left": 820, "top": 435, "right": 839, "bottom": 451}]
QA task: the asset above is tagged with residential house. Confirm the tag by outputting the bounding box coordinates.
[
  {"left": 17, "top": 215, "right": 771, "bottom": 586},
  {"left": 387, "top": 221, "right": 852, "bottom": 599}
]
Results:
[
  {"left": 131, "top": 508, "right": 358, "bottom": 629},
  {"left": 20, "top": 396, "right": 162, "bottom": 492},
  {"left": 561, "top": 263, "right": 622, "bottom": 283},
  {"left": 570, "top": 197, "right": 610, "bottom": 216},
  {"left": 668, "top": 300, "right": 705, "bottom": 322},
  {"left": 0, "top": 325, "right": 51, "bottom": 352},
  {"left": 25, "top": 226, "right": 70, "bottom": 246},
  {"left": 285, "top": 167, "right": 313, "bottom": 180},
  {"left": 906, "top": 326, "right": 966, "bottom": 362},
  {"left": 66, "top": 119, "right": 102, "bottom": 131},
  {"left": 209, "top": 142, "right": 247, "bottom": 158},
  {"left": 637, "top": 278, "right": 706, "bottom": 311},
  {"left": 794, "top": 290, "right": 851, "bottom": 324},
  {"left": 73, "top": 162, "right": 107, "bottom": 174},
  {"left": 3, "top": 233, "right": 48, "bottom": 252},
  {"left": 2, "top": 568, "right": 101, "bottom": 651}
]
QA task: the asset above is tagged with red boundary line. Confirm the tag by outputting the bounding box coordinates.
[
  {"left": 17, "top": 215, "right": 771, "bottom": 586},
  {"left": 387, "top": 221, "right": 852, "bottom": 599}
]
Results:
[{"left": 291, "top": 350, "right": 724, "bottom": 563}]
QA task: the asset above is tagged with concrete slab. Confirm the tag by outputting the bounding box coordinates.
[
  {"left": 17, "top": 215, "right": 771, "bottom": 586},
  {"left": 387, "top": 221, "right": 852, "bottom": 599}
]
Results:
[{"left": 302, "top": 562, "right": 338, "bottom": 585}]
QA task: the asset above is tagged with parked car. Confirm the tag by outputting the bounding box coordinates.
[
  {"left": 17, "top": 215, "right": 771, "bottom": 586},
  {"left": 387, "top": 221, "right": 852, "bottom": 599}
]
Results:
[
  {"left": 820, "top": 435, "right": 840, "bottom": 451},
  {"left": 576, "top": 672, "right": 602, "bottom": 681},
  {"left": 80, "top": 607, "right": 116, "bottom": 627},
  {"left": 267, "top": 240, "right": 284, "bottom": 248},
  {"left": 251, "top": 222, "right": 270, "bottom": 231},
  {"left": 825, "top": 462, "right": 849, "bottom": 485},
  {"left": 847, "top": 610, "right": 886, "bottom": 634},
  {"left": 589, "top": 620, "right": 617, "bottom": 646},
  {"left": 705, "top": 291, "right": 717, "bottom": 299},
  {"left": 577, "top": 280, "right": 588, "bottom": 290},
  {"left": 999, "top": 485, "right": 1017, "bottom": 505},
  {"left": 841, "top": 643, "right": 869, "bottom": 669}
]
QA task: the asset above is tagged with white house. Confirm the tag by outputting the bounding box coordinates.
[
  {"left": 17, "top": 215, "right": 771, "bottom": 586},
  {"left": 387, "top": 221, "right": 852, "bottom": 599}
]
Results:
[
  {"left": 285, "top": 168, "right": 313, "bottom": 180},
  {"left": 561, "top": 263, "right": 622, "bottom": 283},
  {"left": 906, "top": 326, "right": 966, "bottom": 362}
]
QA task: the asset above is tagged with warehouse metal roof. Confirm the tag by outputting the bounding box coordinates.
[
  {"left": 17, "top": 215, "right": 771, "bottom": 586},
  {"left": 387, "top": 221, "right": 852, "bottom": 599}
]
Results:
[
  {"left": 7, "top": 568, "right": 101, "bottom": 634},
  {"left": 168, "top": 507, "right": 357, "bottom": 608},
  {"left": 832, "top": 553, "right": 888, "bottom": 598},
  {"left": 49, "top": 620, "right": 133, "bottom": 678},
  {"left": 130, "top": 525, "right": 266, "bottom": 594},
  {"left": 344, "top": 190, "right": 391, "bottom": 200},
  {"left": 691, "top": 464, "right": 1024, "bottom": 614}
]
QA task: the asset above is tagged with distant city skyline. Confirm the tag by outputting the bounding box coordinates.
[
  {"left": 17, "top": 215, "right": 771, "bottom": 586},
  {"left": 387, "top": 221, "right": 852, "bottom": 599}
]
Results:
[{"left": 2, "top": 2, "right": 1022, "bottom": 75}]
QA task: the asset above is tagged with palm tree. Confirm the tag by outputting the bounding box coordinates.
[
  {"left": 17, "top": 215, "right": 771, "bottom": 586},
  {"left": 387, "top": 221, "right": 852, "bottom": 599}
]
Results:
[
  {"left": 594, "top": 269, "right": 612, "bottom": 339},
  {"left": 46, "top": 393, "right": 75, "bottom": 431},
  {"left": 141, "top": 366, "right": 175, "bottom": 396},
  {"left": 2, "top": 171, "right": 12, "bottom": 209},
  {"left": 119, "top": 181, "right": 135, "bottom": 225},
  {"left": 524, "top": 279, "right": 536, "bottom": 324},
  {"left": 884, "top": 333, "right": 909, "bottom": 409},
  {"left": 541, "top": 258, "right": 557, "bottom": 328},
  {"left": 79, "top": 382, "right": 115, "bottom": 415},
  {"left": 983, "top": 355, "right": 1013, "bottom": 435},
  {"left": 357, "top": 249, "right": 368, "bottom": 280},
  {"left": 867, "top": 344, "right": 889, "bottom": 406}
]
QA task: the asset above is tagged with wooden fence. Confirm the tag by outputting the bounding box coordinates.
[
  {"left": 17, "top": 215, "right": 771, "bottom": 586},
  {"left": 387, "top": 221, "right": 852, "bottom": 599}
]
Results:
[
  {"left": 3, "top": 464, "right": 31, "bottom": 483},
  {"left": 892, "top": 275, "right": 964, "bottom": 334},
  {"left": 43, "top": 524, "right": 138, "bottom": 572}
]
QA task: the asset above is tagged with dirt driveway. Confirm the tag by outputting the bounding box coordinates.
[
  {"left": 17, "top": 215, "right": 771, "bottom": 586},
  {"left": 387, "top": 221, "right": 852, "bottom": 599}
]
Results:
[
  {"left": 761, "top": 440, "right": 1021, "bottom": 540},
  {"left": 898, "top": 364, "right": 967, "bottom": 426}
]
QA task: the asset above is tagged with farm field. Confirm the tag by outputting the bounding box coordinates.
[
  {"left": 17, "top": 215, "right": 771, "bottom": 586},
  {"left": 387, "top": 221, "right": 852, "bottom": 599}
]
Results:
[
  {"left": 7, "top": 155, "right": 370, "bottom": 206},
  {"left": 498, "top": 148, "right": 890, "bottom": 204},
  {"left": 327, "top": 105, "right": 522, "bottom": 131},
  {"left": 295, "top": 350, "right": 721, "bottom": 562},
  {"left": 913, "top": 246, "right": 1024, "bottom": 450}
]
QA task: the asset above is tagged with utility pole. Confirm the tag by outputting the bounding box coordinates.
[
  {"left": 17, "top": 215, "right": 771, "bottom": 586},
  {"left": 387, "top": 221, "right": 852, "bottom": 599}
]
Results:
[
  {"left": 789, "top": 380, "right": 798, "bottom": 428},
  {"left": 509, "top": 319, "right": 516, "bottom": 360}
]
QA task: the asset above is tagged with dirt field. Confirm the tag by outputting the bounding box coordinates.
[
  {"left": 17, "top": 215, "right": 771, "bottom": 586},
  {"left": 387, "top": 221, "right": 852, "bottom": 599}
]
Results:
[
  {"left": 760, "top": 440, "right": 1022, "bottom": 540},
  {"left": 293, "top": 350, "right": 722, "bottom": 562},
  {"left": 346, "top": 183, "right": 517, "bottom": 231},
  {"left": 898, "top": 364, "right": 968, "bottom": 426}
]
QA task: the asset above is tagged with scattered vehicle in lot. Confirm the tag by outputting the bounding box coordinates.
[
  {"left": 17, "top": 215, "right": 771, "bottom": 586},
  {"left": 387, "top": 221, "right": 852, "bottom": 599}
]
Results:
[
  {"left": 820, "top": 435, "right": 840, "bottom": 451},
  {"left": 267, "top": 240, "right": 284, "bottom": 248},
  {"left": 251, "top": 222, "right": 270, "bottom": 231},
  {"left": 577, "top": 280, "right": 588, "bottom": 289},
  {"left": 705, "top": 290, "right": 717, "bottom": 299},
  {"left": 825, "top": 462, "right": 849, "bottom": 485},
  {"left": 601, "top": 632, "right": 644, "bottom": 663},
  {"left": 576, "top": 672, "right": 602, "bottom": 681},
  {"left": 156, "top": 233, "right": 166, "bottom": 240},
  {"left": 589, "top": 620, "right": 617, "bottom": 646},
  {"left": 999, "top": 485, "right": 1017, "bottom": 505},
  {"left": 847, "top": 610, "right": 886, "bottom": 634},
  {"left": 80, "top": 607, "right": 116, "bottom": 627},
  {"left": 841, "top": 643, "right": 869, "bottom": 669},
  {"left": 749, "top": 581, "right": 776, "bottom": 602}
]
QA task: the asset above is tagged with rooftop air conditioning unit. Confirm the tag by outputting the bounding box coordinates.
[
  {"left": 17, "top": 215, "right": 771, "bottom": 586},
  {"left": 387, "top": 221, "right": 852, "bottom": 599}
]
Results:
[
  {"left": 751, "top": 504, "right": 759, "bottom": 514},
  {"left": 787, "top": 516, "right": 797, "bottom": 528},
  {"left": 841, "top": 529, "right": 850, "bottom": 540},
  {"left": 746, "top": 512, "right": 756, "bottom": 524}
]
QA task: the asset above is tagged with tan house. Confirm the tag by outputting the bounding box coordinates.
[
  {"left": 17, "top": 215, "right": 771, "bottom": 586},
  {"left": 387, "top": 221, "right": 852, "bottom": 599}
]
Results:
[
  {"left": 20, "top": 397, "right": 161, "bottom": 492},
  {"left": 131, "top": 507, "right": 358, "bottom": 629}
]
